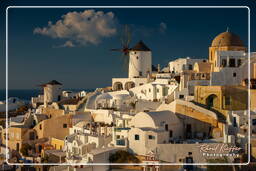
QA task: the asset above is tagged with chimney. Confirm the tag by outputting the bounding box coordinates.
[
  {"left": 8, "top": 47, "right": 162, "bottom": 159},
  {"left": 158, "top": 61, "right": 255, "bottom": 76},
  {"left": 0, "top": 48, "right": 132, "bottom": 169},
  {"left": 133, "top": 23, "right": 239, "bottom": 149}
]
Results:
[{"left": 157, "top": 64, "right": 161, "bottom": 73}]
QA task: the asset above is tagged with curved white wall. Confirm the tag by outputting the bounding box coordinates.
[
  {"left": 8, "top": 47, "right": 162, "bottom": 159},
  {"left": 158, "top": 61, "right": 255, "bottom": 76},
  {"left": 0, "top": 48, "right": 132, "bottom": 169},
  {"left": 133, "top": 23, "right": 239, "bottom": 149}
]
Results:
[
  {"left": 128, "top": 51, "right": 152, "bottom": 78},
  {"left": 44, "top": 84, "right": 62, "bottom": 104}
]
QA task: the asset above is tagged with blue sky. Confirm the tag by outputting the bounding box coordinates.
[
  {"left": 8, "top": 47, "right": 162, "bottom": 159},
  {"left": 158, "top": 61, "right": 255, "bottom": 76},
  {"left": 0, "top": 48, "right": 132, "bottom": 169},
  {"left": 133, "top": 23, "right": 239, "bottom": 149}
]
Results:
[{"left": 0, "top": 1, "right": 255, "bottom": 90}]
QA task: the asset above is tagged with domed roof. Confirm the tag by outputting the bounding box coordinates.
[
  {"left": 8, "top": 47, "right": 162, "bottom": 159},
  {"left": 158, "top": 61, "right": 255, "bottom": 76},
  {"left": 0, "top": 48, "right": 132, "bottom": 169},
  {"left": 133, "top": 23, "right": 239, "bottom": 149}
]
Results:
[{"left": 211, "top": 31, "right": 244, "bottom": 47}]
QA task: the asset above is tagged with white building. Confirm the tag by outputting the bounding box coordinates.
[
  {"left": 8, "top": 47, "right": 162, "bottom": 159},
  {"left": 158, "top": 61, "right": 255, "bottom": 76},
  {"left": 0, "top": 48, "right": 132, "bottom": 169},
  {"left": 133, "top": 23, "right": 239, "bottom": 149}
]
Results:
[
  {"left": 212, "top": 51, "right": 246, "bottom": 72},
  {"left": 65, "top": 121, "right": 112, "bottom": 163},
  {"left": 129, "top": 79, "right": 178, "bottom": 101},
  {"left": 0, "top": 97, "right": 26, "bottom": 112},
  {"left": 210, "top": 51, "right": 248, "bottom": 86},
  {"left": 128, "top": 110, "right": 183, "bottom": 155},
  {"left": 39, "top": 80, "right": 63, "bottom": 107},
  {"left": 128, "top": 40, "right": 152, "bottom": 78},
  {"left": 169, "top": 57, "right": 206, "bottom": 74},
  {"left": 94, "top": 90, "right": 133, "bottom": 111},
  {"left": 112, "top": 41, "right": 152, "bottom": 91},
  {"left": 62, "top": 91, "right": 77, "bottom": 98}
]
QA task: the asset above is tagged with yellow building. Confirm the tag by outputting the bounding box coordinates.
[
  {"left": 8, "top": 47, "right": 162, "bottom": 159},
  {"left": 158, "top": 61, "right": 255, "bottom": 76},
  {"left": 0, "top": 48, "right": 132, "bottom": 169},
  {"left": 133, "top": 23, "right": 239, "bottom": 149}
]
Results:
[
  {"left": 33, "top": 114, "right": 71, "bottom": 140},
  {"left": 250, "top": 89, "right": 256, "bottom": 111},
  {"left": 209, "top": 30, "right": 246, "bottom": 70},
  {"left": 2, "top": 126, "right": 37, "bottom": 153},
  {"left": 194, "top": 85, "right": 248, "bottom": 117},
  {"left": 50, "top": 137, "right": 65, "bottom": 150}
]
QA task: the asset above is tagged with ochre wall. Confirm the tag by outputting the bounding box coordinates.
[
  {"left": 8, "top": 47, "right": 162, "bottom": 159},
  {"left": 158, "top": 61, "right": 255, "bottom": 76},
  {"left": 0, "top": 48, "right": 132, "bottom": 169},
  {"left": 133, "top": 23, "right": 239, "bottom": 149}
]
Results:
[
  {"left": 41, "top": 107, "right": 65, "bottom": 118},
  {"left": 175, "top": 104, "right": 218, "bottom": 127},
  {"left": 51, "top": 138, "right": 65, "bottom": 150},
  {"left": 3, "top": 127, "right": 29, "bottom": 152},
  {"left": 251, "top": 89, "right": 256, "bottom": 111},
  {"left": 33, "top": 114, "right": 71, "bottom": 140},
  {"left": 194, "top": 86, "right": 248, "bottom": 116}
]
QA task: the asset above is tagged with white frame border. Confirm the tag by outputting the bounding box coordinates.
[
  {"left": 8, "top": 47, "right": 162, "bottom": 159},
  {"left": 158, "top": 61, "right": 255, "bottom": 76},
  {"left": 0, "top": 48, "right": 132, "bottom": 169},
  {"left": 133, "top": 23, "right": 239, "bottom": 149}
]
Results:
[{"left": 5, "top": 5, "right": 251, "bottom": 166}]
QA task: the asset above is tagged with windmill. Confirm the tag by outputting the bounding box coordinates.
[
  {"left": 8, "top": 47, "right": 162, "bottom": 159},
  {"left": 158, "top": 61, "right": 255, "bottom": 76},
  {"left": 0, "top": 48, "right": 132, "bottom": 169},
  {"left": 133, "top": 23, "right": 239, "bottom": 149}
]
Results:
[{"left": 111, "top": 24, "right": 132, "bottom": 74}]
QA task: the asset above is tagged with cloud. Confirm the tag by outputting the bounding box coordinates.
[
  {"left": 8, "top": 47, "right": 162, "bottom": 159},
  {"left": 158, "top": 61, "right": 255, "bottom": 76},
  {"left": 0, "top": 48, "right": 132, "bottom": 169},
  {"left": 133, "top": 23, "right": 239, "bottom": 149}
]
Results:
[
  {"left": 53, "top": 40, "right": 75, "bottom": 48},
  {"left": 132, "top": 22, "right": 168, "bottom": 38},
  {"left": 34, "top": 10, "right": 117, "bottom": 46},
  {"left": 159, "top": 22, "right": 167, "bottom": 33}
]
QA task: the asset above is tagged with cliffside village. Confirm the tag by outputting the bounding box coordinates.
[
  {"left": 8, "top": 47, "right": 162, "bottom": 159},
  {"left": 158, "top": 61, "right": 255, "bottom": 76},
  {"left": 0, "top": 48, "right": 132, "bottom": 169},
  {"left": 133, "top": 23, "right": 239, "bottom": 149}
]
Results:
[{"left": 1, "top": 30, "right": 256, "bottom": 171}]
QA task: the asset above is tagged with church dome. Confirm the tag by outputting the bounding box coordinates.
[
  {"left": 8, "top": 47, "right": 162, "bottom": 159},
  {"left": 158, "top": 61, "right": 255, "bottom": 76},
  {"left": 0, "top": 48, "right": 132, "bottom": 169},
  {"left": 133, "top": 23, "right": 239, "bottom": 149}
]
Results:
[{"left": 211, "top": 31, "right": 244, "bottom": 47}]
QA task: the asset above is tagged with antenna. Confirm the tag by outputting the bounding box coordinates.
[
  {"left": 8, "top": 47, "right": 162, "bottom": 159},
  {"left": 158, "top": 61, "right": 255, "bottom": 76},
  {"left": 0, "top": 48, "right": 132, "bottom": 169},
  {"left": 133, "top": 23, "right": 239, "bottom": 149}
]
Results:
[{"left": 226, "top": 27, "right": 229, "bottom": 32}]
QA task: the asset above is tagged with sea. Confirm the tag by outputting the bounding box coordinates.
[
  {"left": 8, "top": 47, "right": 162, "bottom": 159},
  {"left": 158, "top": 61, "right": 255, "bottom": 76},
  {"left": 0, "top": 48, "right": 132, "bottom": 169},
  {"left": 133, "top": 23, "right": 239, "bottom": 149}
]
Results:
[{"left": 0, "top": 89, "right": 94, "bottom": 101}]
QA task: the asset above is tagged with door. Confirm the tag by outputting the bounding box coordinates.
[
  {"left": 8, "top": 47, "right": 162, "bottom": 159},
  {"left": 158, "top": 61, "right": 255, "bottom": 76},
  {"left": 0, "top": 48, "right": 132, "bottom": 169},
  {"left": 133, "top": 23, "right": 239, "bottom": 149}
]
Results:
[{"left": 186, "top": 124, "right": 192, "bottom": 138}]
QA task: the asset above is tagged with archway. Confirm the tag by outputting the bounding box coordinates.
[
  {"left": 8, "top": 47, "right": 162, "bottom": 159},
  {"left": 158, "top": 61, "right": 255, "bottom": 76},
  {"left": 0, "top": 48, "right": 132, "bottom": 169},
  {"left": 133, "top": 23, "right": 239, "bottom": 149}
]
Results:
[
  {"left": 206, "top": 94, "right": 218, "bottom": 108},
  {"left": 124, "top": 81, "right": 135, "bottom": 90},
  {"left": 113, "top": 82, "right": 123, "bottom": 91}
]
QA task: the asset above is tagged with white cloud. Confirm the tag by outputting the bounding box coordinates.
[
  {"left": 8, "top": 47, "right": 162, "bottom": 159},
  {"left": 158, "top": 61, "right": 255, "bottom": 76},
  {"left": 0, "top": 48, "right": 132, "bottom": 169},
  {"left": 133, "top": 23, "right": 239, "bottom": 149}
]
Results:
[
  {"left": 34, "top": 10, "right": 117, "bottom": 46},
  {"left": 53, "top": 40, "right": 75, "bottom": 48},
  {"left": 159, "top": 22, "right": 167, "bottom": 33}
]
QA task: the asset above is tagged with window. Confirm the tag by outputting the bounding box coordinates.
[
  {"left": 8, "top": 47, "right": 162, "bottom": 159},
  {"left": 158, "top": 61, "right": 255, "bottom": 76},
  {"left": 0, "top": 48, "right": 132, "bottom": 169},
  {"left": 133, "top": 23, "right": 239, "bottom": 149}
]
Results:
[
  {"left": 233, "top": 72, "right": 237, "bottom": 77},
  {"left": 116, "top": 139, "right": 125, "bottom": 146},
  {"left": 221, "top": 59, "right": 227, "bottom": 67},
  {"left": 29, "top": 132, "right": 35, "bottom": 140},
  {"left": 169, "top": 130, "right": 173, "bottom": 138},
  {"left": 163, "top": 87, "right": 169, "bottom": 96},
  {"left": 16, "top": 143, "right": 20, "bottom": 151},
  {"left": 135, "top": 134, "right": 140, "bottom": 140},
  {"left": 116, "top": 135, "right": 120, "bottom": 139},
  {"left": 136, "top": 56, "right": 139, "bottom": 60},
  {"left": 139, "top": 71, "right": 142, "bottom": 76},
  {"left": 233, "top": 117, "right": 237, "bottom": 127},
  {"left": 238, "top": 59, "right": 242, "bottom": 67},
  {"left": 252, "top": 119, "right": 256, "bottom": 126},
  {"left": 179, "top": 95, "right": 184, "bottom": 99},
  {"left": 149, "top": 88, "right": 151, "bottom": 92},
  {"left": 148, "top": 135, "right": 155, "bottom": 139},
  {"left": 165, "top": 124, "right": 169, "bottom": 131},
  {"left": 157, "top": 88, "right": 159, "bottom": 93},
  {"left": 229, "top": 58, "right": 236, "bottom": 67},
  {"left": 188, "top": 64, "right": 193, "bottom": 70},
  {"left": 225, "top": 96, "right": 231, "bottom": 105},
  {"left": 63, "top": 124, "right": 68, "bottom": 128},
  {"left": 39, "top": 124, "right": 42, "bottom": 130}
]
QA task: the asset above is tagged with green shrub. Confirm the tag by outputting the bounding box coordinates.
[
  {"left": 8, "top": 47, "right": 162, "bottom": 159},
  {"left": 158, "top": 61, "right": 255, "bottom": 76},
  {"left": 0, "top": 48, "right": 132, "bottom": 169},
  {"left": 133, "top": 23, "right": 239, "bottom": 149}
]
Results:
[
  {"left": 109, "top": 150, "right": 140, "bottom": 163},
  {"left": 20, "top": 143, "right": 32, "bottom": 156},
  {"left": 207, "top": 157, "right": 233, "bottom": 171}
]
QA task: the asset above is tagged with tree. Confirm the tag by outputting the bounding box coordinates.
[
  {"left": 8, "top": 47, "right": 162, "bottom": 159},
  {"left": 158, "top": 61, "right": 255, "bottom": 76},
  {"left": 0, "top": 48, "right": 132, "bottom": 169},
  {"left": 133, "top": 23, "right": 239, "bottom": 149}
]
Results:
[
  {"left": 20, "top": 143, "right": 32, "bottom": 156},
  {"left": 207, "top": 157, "right": 233, "bottom": 171},
  {"left": 109, "top": 150, "right": 140, "bottom": 163}
]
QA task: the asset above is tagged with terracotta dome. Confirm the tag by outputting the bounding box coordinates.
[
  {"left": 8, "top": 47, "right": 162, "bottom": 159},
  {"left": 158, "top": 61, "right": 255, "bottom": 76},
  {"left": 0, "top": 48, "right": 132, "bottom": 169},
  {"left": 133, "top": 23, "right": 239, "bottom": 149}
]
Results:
[{"left": 211, "top": 31, "right": 244, "bottom": 47}]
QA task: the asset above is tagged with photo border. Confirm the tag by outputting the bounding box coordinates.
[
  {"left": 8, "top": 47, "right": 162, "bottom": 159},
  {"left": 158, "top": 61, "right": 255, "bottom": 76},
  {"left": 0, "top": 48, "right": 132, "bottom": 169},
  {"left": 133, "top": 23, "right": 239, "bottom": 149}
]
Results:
[{"left": 5, "top": 5, "right": 251, "bottom": 166}]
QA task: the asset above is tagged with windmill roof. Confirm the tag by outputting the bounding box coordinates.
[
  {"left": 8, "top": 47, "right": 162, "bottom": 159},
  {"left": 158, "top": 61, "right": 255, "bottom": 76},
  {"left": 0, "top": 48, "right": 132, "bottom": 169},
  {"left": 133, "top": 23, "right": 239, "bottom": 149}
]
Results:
[
  {"left": 130, "top": 40, "right": 151, "bottom": 51},
  {"left": 46, "top": 80, "right": 62, "bottom": 85},
  {"left": 39, "top": 80, "right": 62, "bottom": 87}
]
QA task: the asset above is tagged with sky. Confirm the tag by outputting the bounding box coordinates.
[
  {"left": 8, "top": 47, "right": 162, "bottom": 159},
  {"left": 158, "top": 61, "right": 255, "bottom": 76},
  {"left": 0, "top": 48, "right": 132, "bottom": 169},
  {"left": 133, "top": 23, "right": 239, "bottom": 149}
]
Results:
[{"left": 0, "top": 0, "right": 255, "bottom": 90}]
